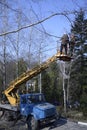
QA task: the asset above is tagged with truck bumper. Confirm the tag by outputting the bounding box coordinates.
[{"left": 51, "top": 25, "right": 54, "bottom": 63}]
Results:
[{"left": 39, "top": 115, "right": 57, "bottom": 125}]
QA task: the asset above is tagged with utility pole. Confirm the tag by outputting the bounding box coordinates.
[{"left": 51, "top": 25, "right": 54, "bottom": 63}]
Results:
[
  {"left": 28, "top": 27, "right": 33, "bottom": 69},
  {"left": 3, "top": 36, "right": 6, "bottom": 91},
  {"left": 39, "top": 48, "right": 42, "bottom": 93},
  {"left": 39, "top": 73, "right": 42, "bottom": 93},
  {"left": 63, "top": 62, "right": 67, "bottom": 114},
  {"left": 16, "top": 11, "right": 21, "bottom": 78},
  {"left": 59, "top": 61, "right": 67, "bottom": 114},
  {"left": 66, "top": 61, "right": 72, "bottom": 105},
  {"left": 38, "top": 41, "right": 42, "bottom": 93},
  {"left": 2, "top": 1, "right": 7, "bottom": 91}
]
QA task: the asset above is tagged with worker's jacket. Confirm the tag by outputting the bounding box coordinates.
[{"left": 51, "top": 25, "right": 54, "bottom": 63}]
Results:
[
  {"left": 61, "top": 34, "right": 69, "bottom": 45},
  {"left": 70, "top": 35, "right": 75, "bottom": 43},
  {"left": 70, "top": 35, "right": 75, "bottom": 47}
]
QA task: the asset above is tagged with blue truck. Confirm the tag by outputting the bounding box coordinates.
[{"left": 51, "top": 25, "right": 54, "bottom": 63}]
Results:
[
  {"left": 0, "top": 93, "right": 58, "bottom": 130},
  {"left": 20, "top": 93, "right": 58, "bottom": 129}
]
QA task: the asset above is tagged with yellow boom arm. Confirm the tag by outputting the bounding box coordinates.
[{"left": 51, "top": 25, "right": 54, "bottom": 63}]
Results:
[{"left": 3, "top": 52, "right": 71, "bottom": 106}]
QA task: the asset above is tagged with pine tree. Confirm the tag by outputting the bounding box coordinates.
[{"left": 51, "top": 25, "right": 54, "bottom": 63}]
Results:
[
  {"left": 41, "top": 61, "right": 63, "bottom": 104},
  {"left": 70, "top": 9, "right": 87, "bottom": 109}
]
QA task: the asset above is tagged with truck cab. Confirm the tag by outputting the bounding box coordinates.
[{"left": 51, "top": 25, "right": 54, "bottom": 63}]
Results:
[{"left": 20, "top": 93, "right": 58, "bottom": 130}]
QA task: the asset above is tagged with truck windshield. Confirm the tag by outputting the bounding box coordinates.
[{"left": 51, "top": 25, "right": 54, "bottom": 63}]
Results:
[{"left": 27, "top": 94, "right": 45, "bottom": 103}]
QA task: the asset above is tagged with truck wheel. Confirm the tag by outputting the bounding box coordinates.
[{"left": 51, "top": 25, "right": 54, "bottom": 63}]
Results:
[
  {"left": 27, "top": 116, "right": 39, "bottom": 130},
  {"left": 0, "top": 109, "right": 4, "bottom": 118}
]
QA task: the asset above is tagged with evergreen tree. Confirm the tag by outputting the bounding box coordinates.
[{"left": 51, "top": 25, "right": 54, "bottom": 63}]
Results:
[
  {"left": 41, "top": 62, "right": 63, "bottom": 104},
  {"left": 49, "top": 62, "right": 63, "bottom": 104},
  {"left": 41, "top": 69, "right": 51, "bottom": 102},
  {"left": 70, "top": 9, "right": 87, "bottom": 110}
]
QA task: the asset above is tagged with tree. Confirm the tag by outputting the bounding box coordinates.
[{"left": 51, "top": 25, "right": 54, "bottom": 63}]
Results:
[
  {"left": 41, "top": 61, "right": 63, "bottom": 103},
  {"left": 70, "top": 9, "right": 87, "bottom": 107},
  {"left": 41, "top": 69, "right": 51, "bottom": 101},
  {"left": 49, "top": 62, "right": 63, "bottom": 103},
  {"left": 1, "top": 0, "right": 8, "bottom": 91}
]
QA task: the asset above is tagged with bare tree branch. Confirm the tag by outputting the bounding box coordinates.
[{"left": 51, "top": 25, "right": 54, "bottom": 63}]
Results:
[
  {"left": 0, "top": 1, "right": 20, "bottom": 13},
  {"left": 1, "top": 1, "right": 87, "bottom": 38},
  {"left": 0, "top": 1, "right": 58, "bottom": 38},
  {"left": 0, "top": 12, "right": 73, "bottom": 36}
]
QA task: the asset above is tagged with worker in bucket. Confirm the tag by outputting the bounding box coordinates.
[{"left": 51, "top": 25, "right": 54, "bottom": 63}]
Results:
[
  {"left": 60, "top": 33, "right": 69, "bottom": 55},
  {"left": 69, "top": 33, "right": 75, "bottom": 56}
]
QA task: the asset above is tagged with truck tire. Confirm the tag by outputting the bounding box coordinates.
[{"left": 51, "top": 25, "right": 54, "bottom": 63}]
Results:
[
  {"left": 27, "top": 116, "right": 39, "bottom": 130},
  {"left": 0, "top": 109, "right": 4, "bottom": 118}
]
